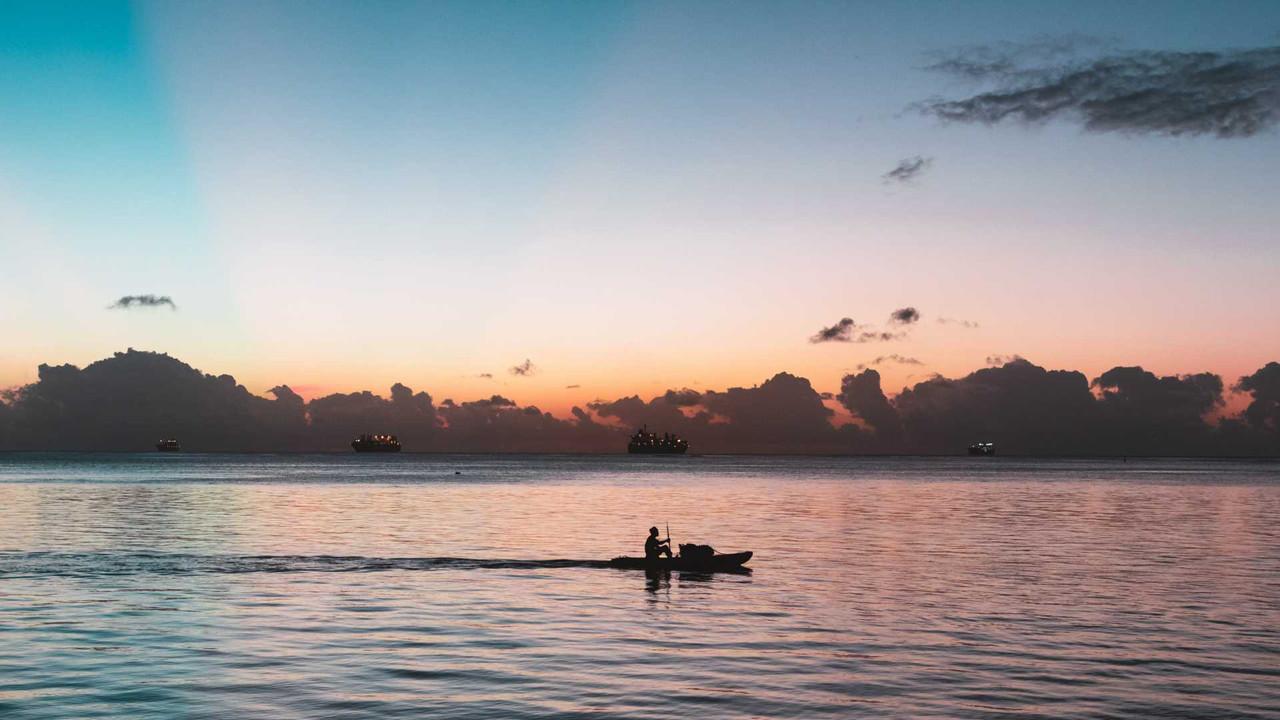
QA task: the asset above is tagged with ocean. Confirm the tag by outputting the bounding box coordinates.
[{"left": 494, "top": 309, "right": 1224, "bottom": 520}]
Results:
[{"left": 1, "top": 454, "right": 1277, "bottom": 719}]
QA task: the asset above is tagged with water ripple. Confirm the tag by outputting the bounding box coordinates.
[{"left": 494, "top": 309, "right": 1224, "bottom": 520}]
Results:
[{"left": 0, "top": 455, "right": 1277, "bottom": 719}]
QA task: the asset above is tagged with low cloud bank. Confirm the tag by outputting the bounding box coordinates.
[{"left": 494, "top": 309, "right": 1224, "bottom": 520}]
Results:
[{"left": 0, "top": 350, "right": 1277, "bottom": 455}]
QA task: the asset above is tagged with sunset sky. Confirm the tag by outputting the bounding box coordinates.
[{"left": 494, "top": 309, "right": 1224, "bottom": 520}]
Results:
[{"left": 2, "top": 0, "right": 1278, "bottom": 415}]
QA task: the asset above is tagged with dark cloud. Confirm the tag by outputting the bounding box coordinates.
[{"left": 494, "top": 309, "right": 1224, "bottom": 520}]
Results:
[
  {"left": 835, "top": 358, "right": 1264, "bottom": 455},
  {"left": 838, "top": 369, "right": 904, "bottom": 446},
  {"left": 882, "top": 156, "right": 933, "bottom": 183},
  {"left": 878, "top": 359, "right": 1101, "bottom": 454},
  {"left": 477, "top": 373, "right": 493, "bottom": 379},
  {"left": 890, "top": 307, "right": 920, "bottom": 325},
  {"left": 919, "top": 42, "right": 1280, "bottom": 138},
  {"left": 108, "top": 295, "right": 176, "bottom": 310},
  {"left": 0, "top": 350, "right": 307, "bottom": 451},
  {"left": 856, "top": 354, "right": 924, "bottom": 371},
  {"left": 812, "top": 313, "right": 915, "bottom": 344},
  {"left": 696, "top": 373, "right": 841, "bottom": 451},
  {"left": 662, "top": 388, "right": 702, "bottom": 406},
  {"left": 922, "top": 34, "right": 1112, "bottom": 80},
  {"left": 1, "top": 349, "right": 1276, "bottom": 455},
  {"left": 590, "top": 373, "right": 858, "bottom": 453},
  {"left": 306, "top": 381, "right": 439, "bottom": 450},
  {"left": 509, "top": 359, "right": 536, "bottom": 377},
  {"left": 810, "top": 317, "right": 856, "bottom": 343},
  {"left": 1092, "top": 367, "right": 1224, "bottom": 449},
  {"left": 985, "top": 354, "right": 1024, "bottom": 366},
  {"left": 1236, "top": 362, "right": 1280, "bottom": 433},
  {"left": 938, "top": 317, "right": 980, "bottom": 328}
]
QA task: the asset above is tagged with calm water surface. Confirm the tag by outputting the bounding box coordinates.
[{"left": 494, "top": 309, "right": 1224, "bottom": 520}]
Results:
[{"left": 1, "top": 454, "right": 1278, "bottom": 718}]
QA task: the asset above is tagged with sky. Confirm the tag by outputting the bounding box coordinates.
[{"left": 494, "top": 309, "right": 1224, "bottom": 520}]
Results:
[{"left": 2, "top": 0, "right": 1279, "bottom": 416}]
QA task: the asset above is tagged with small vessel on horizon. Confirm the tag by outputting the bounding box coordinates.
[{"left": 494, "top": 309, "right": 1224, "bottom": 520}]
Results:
[
  {"left": 352, "top": 434, "right": 401, "bottom": 452},
  {"left": 627, "top": 426, "right": 689, "bottom": 454},
  {"left": 156, "top": 439, "right": 181, "bottom": 452},
  {"left": 968, "top": 442, "right": 995, "bottom": 456}
]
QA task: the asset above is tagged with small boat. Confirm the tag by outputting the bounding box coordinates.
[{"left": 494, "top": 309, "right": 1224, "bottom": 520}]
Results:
[
  {"left": 156, "top": 439, "right": 181, "bottom": 452},
  {"left": 968, "top": 442, "right": 995, "bottom": 456},
  {"left": 608, "top": 550, "right": 753, "bottom": 572},
  {"left": 352, "top": 434, "right": 401, "bottom": 452}
]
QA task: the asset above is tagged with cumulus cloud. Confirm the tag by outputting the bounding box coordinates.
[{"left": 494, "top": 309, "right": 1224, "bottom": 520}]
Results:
[
  {"left": 919, "top": 41, "right": 1280, "bottom": 138},
  {"left": 890, "top": 307, "right": 921, "bottom": 325},
  {"left": 838, "top": 369, "right": 904, "bottom": 445},
  {"left": 589, "top": 373, "right": 857, "bottom": 453},
  {"left": 938, "top": 317, "right": 980, "bottom": 328},
  {"left": 856, "top": 354, "right": 924, "bottom": 371},
  {"left": 1093, "top": 367, "right": 1224, "bottom": 443},
  {"left": 509, "top": 359, "right": 536, "bottom": 377},
  {"left": 662, "top": 388, "right": 702, "bottom": 406},
  {"left": 882, "top": 156, "right": 933, "bottom": 183},
  {"left": 810, "top": 318, "right": 856, "bottom": 343},
  {"left": 108, "top": 294, "right": 176, "bottom": 310},
  {"left": 1236, "top": 362, "right": 1280, "bottom": 432}
]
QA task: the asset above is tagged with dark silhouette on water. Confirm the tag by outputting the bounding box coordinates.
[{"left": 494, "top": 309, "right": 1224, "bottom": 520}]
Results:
[
  {"left": 645, "top": 526, "right": 673, "bottom": 560},
  {"left": 611, "top": 528, "right": 753, "bottom": 572},
  {"left": 627, "top": 425, "right": 689, "bottom": 454},
  {"left": 352, "top": 434, "right": 401, "bottom": 452},
  {"left": 155, "top": 438, "right": 181, "bottom": 452}
]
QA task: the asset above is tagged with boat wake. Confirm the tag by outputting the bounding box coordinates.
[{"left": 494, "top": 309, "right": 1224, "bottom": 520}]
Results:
[{"left": 0, "top": 551, "right": 618, "bottom": 578}]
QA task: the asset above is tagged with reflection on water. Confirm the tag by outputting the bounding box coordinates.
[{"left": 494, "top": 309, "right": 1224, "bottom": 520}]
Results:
[{"left": 0, "top": 454, "right": 1278, "bottom": 718}]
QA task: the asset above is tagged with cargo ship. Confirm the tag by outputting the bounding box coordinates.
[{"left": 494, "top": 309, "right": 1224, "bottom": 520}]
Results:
[
  {"left": 627, "top": 426, "right": 688, "bottom": 454},
  {"left": 156, "top": 438, "right": 181, "bottom": 452},
  {"left": 968, "top": 442, "right": 995, "bottom": 456},
  {"left": 352, "top": 434, "right": 401, "bottom": 452}
]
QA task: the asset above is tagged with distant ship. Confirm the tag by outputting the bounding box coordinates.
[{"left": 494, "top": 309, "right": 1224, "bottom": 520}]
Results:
[
  {"left": 968, "top": 442, "right": 995, "bottom": 456},
  {"left": 628, "top": 426, "right": 689, "bottom": 454},
  {"left": 156, "top": 439, "right": 181, "bottom": 452},
  {"left": 352, "top": 434, "right": 401, "bottom": 452}
]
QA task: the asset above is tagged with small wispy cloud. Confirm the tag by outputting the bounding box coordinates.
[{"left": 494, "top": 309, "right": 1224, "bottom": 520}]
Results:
[
  {"left": 890, "top": 307, "right": 920, "bottom": 325},
  {"left": 108, "top": 294, "right": 176, "bottom": 310},
  {"left": 856, "top": 354, "right": 924, "bottom": 371},
  {"left": 565, "top": 384, "right": 581, "bottom": 389},
  {"left": 811, "top": 318, "right": 856, "bottom": 343},
  {"left": 477, "top": 373, "right": 494, "bottom": 379},
  {"left": 856, "top": 330, "right": 906, "bottom": 343},
  {"left": 882, "top": 156, "right": 933, "bottom": 184},
  {"left": 510, "top": 359, "right": 536, "bottom": 377},
  {"left": 986, "top": 354, "right": 1025, "bottom": 366},
  {"left": 938, "top": 316, "right": 980, "bottom": 328},
  {"left": 811, "top": 314, "right": 914, "bottom": 344}
]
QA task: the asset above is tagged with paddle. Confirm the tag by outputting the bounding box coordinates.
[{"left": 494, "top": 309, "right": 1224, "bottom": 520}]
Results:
[{"left": 667, "top": 522, "right": 672, "bottom": 556}]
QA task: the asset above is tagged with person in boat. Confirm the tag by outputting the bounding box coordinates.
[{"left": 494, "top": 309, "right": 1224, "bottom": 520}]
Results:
[{"left": 645, "top": 526, "right": 673, "bottom": 560}]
